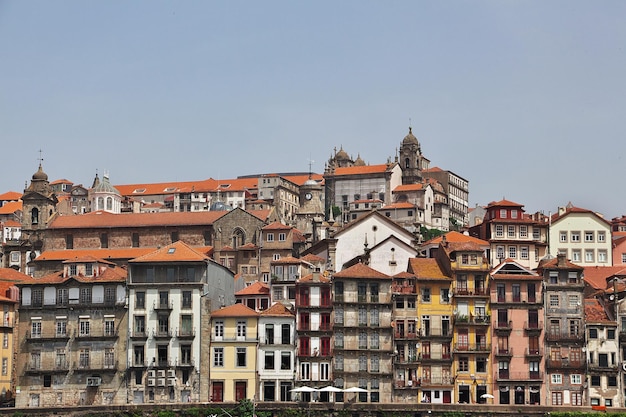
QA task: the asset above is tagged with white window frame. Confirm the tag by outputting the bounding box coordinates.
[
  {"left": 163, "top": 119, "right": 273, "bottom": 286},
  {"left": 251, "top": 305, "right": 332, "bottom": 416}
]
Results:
[
  {"left": 571, "top": 232, "right": 580, "bottom": 243},
  {"left": 571, "top": 374, "right": 582, "bottom": 384},
  {"left": 585, "top": 231, "right": 594, "bottom": 242},
  {"left": 551, "top": 374, "right": 562, "bottom": 384}
]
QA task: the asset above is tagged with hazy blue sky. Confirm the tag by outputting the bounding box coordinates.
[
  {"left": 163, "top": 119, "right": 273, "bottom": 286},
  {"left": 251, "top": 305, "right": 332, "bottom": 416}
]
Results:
[{"left": 2, "top": 1, "right": 625, "bottom": 219}]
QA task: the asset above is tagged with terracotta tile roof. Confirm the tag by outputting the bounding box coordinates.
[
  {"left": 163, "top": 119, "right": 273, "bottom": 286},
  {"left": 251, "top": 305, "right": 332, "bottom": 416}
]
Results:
[
  {"left": 408, "top": 258, "right": 450, "bottom": 280},
  {"left": 393, "top": 271, "right": 417, "bottom": 279},
  {"left": 583, "top": 266, "right": 626, "bottom": 290},
  {"left": 382, "top": 202, "right": 416, "bottom": 210},
  {"left": 236, "top": 281, "right": 270, "bottom": 296},
  {"left": 247, "top": 209, "right": 272, "bottom": 221},
  {"left": 486, "top": 199, "right": 523, "bottom": 208},
  {"left": 281, "top": 174, "right": 324, "bottom": 186},
  {"left": 0, "top": 201, "right": 22, "bottom": 214},
  {"left": 210, "top": 303, "right": 259, "bottom": 317},
  {"left": 261, "top": 302, "right": 295, "bottom": 317},
  {"left": 62, "top": 255, "right": 117, "bottom": 266},
  {"left": 48, "top": 210, "right": 228, "bottom": 229},
  {"left": 537, "top": 256, "right": 584, "bottom": 271},
  {"left": 50, "top": 178, "right": 73, "bottom": 185},
  {"left": 130, "top": 241, "right": 210, "bottom": 263},
  {"left": 424, "top": 231, "right": 488, "bottom": 246},
  {"left": 238, "top": 243, "right": 259, "bottom": 250},
  {"left": 115, "top": 178, "right": 219, "bottom": 196},
  {"left": 271, "top": 256, "right": 305, "bottom": 265},
  {"left": 36, "top": 248, "right": 161, "bottom": 262},
  {"left": 0, "top": 191, "right": 22, "bottom": 201},
  {"left": 393, "top": 184, "right": 424, "bottom": 192},
  {"left": 0, "top": 268, "right": 32, "bottom": 283},
  {"left": 424, "top": 166, "right": 443, "bottom": 172},
  {"left": 334, "top": 164, "right": 392, "bottom": 176},
  {"left": 19, "top": 266, "right": 127, "bottom": 285},
  {"left": 333, "top": 262, "right": 390, "bottom": 279},
  {"left": 263, "top": 222, "right": 292, "bottom": 230},
  {"left": 584, "top": 299, "right": 612, "bottom": 323},
  {"left": 2, "top": 220, "right": 21, "bottom": 227},
  {"left": 551, "top": 205, "right": 611, "bottom": 225},
  {"left": 292, "top": 228, "right": 306, "bottom": 243},
  {"left": 301, "top": 253, "right": 325, "bottom": 263},
  {"left": 444, "top": 241, "right": 486, "bottom": 253},
  {"left": 298, "top": 273, "right": 331, "bottom": 283}
]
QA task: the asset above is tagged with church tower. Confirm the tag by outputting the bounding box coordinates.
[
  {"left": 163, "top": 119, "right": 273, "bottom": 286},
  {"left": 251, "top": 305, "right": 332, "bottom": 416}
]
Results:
[
  {"left": 295, "top": 176, "right": 325, "bottom": 243},
  {"left": 90, "top": 171, "right": 122, "bottom": 213},
  {"left": 21, "top": 162, "right": 58, "bottom": 250},
  {"left": 399, "top": 127, "right": 427, "bottom": 185}
]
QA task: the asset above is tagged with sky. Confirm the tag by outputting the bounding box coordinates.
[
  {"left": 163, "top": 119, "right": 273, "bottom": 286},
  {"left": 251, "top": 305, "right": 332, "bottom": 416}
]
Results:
[{"left": 1, "top": 1, "right": 626, "bottom": 220}]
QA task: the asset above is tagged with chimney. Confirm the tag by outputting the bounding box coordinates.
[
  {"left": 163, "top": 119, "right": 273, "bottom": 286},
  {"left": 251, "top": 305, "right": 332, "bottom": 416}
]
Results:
[{"left": 557, "top": 253, "right": 567, "bottom": 267}]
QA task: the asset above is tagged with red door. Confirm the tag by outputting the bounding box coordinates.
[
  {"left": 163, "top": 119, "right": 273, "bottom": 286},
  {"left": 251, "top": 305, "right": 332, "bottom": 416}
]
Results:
[
  {"left": 235, "top": 381, "right": 247, "bottom": 401},
  {"left": 212, "top": 381, "right": 223, "bottom": 402},
  {"left": 443, "top": 391, "right": 452, "bottom": 404}
]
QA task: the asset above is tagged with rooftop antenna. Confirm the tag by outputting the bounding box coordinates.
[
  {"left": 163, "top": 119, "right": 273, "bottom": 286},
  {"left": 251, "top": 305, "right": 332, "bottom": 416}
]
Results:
[{"left": 307, "top": 157, "right": 315, "bottom": 179}]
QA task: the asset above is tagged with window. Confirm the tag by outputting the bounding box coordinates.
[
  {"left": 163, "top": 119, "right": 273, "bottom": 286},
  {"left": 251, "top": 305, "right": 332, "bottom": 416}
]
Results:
[
  {"left": 571, "top": 250, "right": 581, "bottom": 262},
  {"left": 281, "top": 352, "right": 291, "bottom": 370},
  {"left": 264, "top": 351, "right": 275, "bottom": 370},
  {"left": 551, "top": 374, "right": 562, "bottom": 384},
  {"left": 552, "top": 392, "right": 563, "bottom": 406},
  {"left": 520, "top": 246, "right": 529, "bottom": 260},
  {"left": 266, "top": 233, "right": 274, "bottom": 242},
  {"left": 571, "top": 232, "right": 580, "bottom": 242},
  {"left": 213, "top": 347, "right": 224, "bottom": 367},
  {"left": 507, "top": 225, "right": 515, "bottom": 238},
  {"left": 559, "top": 232, "right": 567, "bottom": 242},
  {"left": 591, "top": 375, "right": 601, "bottom": 386},
  {"left": 421, "top": 287, "right": 431, "bottom": 303},
  {"left": 585, "top": 250, "right": 595, "bottom": 262},
  {"left": 320, "top": 362, "right": 330, "bottom": 380},
  {"left": 496, "top": 246, "right": 505, "bottom": 260},
  {"left": 598, "top": 250, "right": 608, "bottom": 263},
  {"left": 278, "top": 233, "right": 286, "bottom": 241},
  {"left": 134, "top": 315, "right": 145, "bottom": 335},
  {"left": 65, "top": 234, "right": 73, "bottom": 249},
  {"left": 519, "top": 225, "right": 527, "bottom": 238},
  {"left": 79, "top": 318, "right": 90, "bottom": 336},
  {"left": 549, "top": 295, "right": 559, "bottom": 307},
  {"left": 495, "top": 225, "right": 504, "bottom": 238},
  {"left": 568, "top": 294, "right": 580, "bottom": 308},
  {"left": 182, "top": 291, "right": 192, "bottom": 308},
  {"left": 458, "top": 357, "right": 469, "bottom": 372},
  {"left": 100, "top": 232, "right": 108, "bottom": 248},
  {"left": 237, "top": 320, "right": 247, "bottom": 339},
  {"left": 598, "top": 231, "right": 606, "bottom": 242},
  {"left": 31, "top": 320, "right": 42, "bottom": 338},
  {"left": 508, "top": 246, "right": 517, "bottom": 258},
  {"left": 79, "top": 348, "right": 90, "bottom": 368},
  {"left": 500, "top": 209, "right": 507, "bottom": 219},
  {"left": 571, "top": 374, "right": 582, "bottom": 384},
  {"left": 440, "top": 288, "right": 450, "bottom": 303},
  {"left": 80, "top": 287, "right": 91, "bottom": 304},
  {"left": 104, "top": 318, "right": 115, "bottom": 336}
]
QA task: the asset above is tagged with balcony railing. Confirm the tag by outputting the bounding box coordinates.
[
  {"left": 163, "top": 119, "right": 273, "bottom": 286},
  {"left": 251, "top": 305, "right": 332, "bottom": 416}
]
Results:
[
  {"left": 420, "top": 377, "right": 454, "bottom": 386},
  {"left": 496, "top": 371, "right": 543, "bottom": 381},
  {"left": 453, "top": 343, "right": 491, "bottom": 353},
  {"left": 524, "top": 321, "right": 543, "bottom": 332},
  {"left": 545, "top": 358, "right": 585, "bottom": 369},
  {"left": 544, "top": 331, "right": 583, "bottom": 342},
  {"left": 25, "top": 330, "right": 71, "bottom": 341},
  {"left": 525, "top": 348, "right": 543, "bottom": 357},
  {"left": 495, "top": 347, "right": 514, "bottom": 357}
]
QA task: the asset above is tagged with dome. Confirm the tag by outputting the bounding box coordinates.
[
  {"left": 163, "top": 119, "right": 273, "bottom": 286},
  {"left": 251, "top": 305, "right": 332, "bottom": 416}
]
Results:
[
  {"left": 354, "top": 154, "right": 365, "bottom": 166},
  {"left": 303, "top": 178, "right": 318, "bottom": 186},
  {"left": 32, "top": 164, "right": 48, "bottom": 181},
  {"left": 335, "top": 147, "right": 350, "bottom": 160},
  {"left": 93, "top": 174, "right": 121, "bottom": 196},
  {"left": 402, "top": 127, "right": 419, "bottom": 145}
]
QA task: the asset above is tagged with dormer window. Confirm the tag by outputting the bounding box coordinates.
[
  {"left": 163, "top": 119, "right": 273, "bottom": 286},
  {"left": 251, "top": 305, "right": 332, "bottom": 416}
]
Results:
[
  {"left": 85, "top": 263, "right": 93, "bottom": 276},
  {"left": 500, "top": 209, "right": 507, "bottom": 219},
  {"left": 69, "top": 264, "right": 77, "bottom": 276}
]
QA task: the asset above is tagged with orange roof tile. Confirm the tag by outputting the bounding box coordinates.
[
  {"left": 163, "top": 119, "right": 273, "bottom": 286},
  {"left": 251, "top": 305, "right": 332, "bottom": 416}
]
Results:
[
  {"left": 37, "top": 248, "right": 159, "bottom": 262},
  {"left": 424, "top": 231, "right": 489, "bottom": 246},
  {"left": 0, "top": 191, "right": 22, "bottom": 201},
  {"left": 0, "top": 268, "right": 32, "bottom": 283},
  {"left": 130, "top": 241, "right": 210, "bottom": 263},
  {"left": 393, "top": 184, "right": 425, "bottom": 192},
  {"left": 382, "top": 202, "right": 416, "bottom": 210},
  {"left": 263, "top": 222, "right": 292, "bottom": 230},
  {"left": 271, "top": 256, "right": 305, "bottom": 265},
  {"left": 551, "top": 205, "right": 611, "bottom": 225},
  {"left": 19, "top": 266, "right": 127, "bottom": 285},
  {"left": 333, "top": 262, "right": 390, "bottom": 279},
  {"left": 261, "top": 302, "right": 295, "bottom": 317},
  {"left": 334, "top": 164, "right": 392, "bottom": 176},
  {"left": 298, "top": 273, "right": 331, "bottom": 283},
  {"left": 0, "top": 201, "right": 22, "bottom": 214},
  {"left": 301, "top": 253, "right": 325, "bottom": 263},
  {"left": 408, "top": 258, "right": 450, "bottom": 280},
  {"left": 583, "top": 266, "right": 626, "bottom": 290},
  {"left": 2, "top": 220, "right": 21, "bottom": 227},
  {"left": 236, "top": 281, "right": 270, "bottom": 296},
  {"left": 584, "top": 299, "right": 612, "bottom": 323},
  {"left": 211, "top": 303, "right": 260, "bottom": 317},
  {"left": 62, "top": 256, "right": 117, "bottom": 266},
  {"left": 49, "top": 210, "right": 227, "bottom": 229}
]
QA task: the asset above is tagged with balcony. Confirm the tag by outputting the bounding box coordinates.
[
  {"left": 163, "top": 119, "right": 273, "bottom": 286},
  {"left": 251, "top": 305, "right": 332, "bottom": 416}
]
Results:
[
  {"left": 494, "top": 321, "right": 513, "bottom": 333},
  {"left": 544, "top": 331, "right": 583, "bottom": 343},
  {"left": 153, "top": 300, "right": 174, "bottom": 312},
  {"left": 173, "top": 358, "right": 196, "bottom": 368},
  {"left": 454, "top": 315, "right": 491, "bottom": 326},
  {"left": 453, "top": 343, "right": 490, "bottom": 353},
  {"left": 495, "top": 371, "right": 543, "bottom": 382},
  {"left": 525, "top": 348, "right": 543, "bottom": 358},
  {"left": 25, "top": 330, "right": 71, "bottom": 342},
  {"left": 394, "top": 379, "right": 420, "bottom": 389},
  {"left": 588, "top": 361, "right": 619, "bottom": 372},
  {"left": 420, "top": 377, "right": 454, "bottom": 386},
  {"left": 545, "top": 358, "right": 585, "bottom": 370},
  {"left": 394, "top": 355, "right": 421, "bottom": 364},
  {"left": 494, "top": 347, "right": 513, "bottom": 358},
  {"left": 130, "top": 330, "right": 149, "bottom": 340},
  {"left": 74, "top": 360, "right": 118, "bottom": 372},
  {"left": 395, "top": 332, "right": 419, "bottom": 340},
  {"left": 153, "top": 328, "right": 173, "bottom": 339},
  {"left": 75, "top": 328, "right": 119, "bottom": 341},
  {"left": 391, "top": 284, "right": 416, "bottom": 294},
  {"left": 524, "top": 321, "right": 543, "bottom": 333},
  {"left": 176, "top": 328, "right": 196, "bottom": 339}
]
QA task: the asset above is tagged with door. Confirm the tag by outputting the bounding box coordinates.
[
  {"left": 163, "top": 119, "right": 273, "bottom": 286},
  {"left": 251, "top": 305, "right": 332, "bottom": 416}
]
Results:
[
  {"left": 235, "top": 381, "right": 247, "bottom": 401},
  {"left": 212, "top": 381, "right": 223, "bottom": 402}
]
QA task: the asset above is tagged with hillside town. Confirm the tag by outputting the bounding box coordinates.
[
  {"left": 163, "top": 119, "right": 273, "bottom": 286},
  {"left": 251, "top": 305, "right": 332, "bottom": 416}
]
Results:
[{"left": 2, "top": 127, "right": 626, "bottom": 411}]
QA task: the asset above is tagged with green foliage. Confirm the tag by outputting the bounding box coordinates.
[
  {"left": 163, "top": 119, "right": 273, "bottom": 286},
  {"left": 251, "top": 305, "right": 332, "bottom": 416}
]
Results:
[
  {"left": 420, "top": 226, "right": 445, "bottom": 241},
  {"left": 441, "top": 412, "right": 465, "bottom": 417},
  {"left": 156, "top": 410, "right": 177, "bottom": 417},
  {"left": 331, "top": 206, "right": 341, "bottom": 219}
]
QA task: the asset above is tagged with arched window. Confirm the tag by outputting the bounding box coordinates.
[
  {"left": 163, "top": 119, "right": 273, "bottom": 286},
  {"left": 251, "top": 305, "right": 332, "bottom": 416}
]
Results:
[
  {"left": 97, "top": 197, "right": 104, "bottom": 210},
  {"left": 31, "top": 207, "right": 39, "bottom": 225},
  {"left": 232, "top": 228, "right": 246, "bottom": 249},
  {"left": 106, "top": 196, "right": 113, "bottom": 211},
  {"left": 404, "top": 158, "right": 410, "bottom": 169}
]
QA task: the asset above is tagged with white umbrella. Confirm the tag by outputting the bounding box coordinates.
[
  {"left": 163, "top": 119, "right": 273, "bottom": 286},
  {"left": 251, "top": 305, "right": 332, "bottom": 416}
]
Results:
[
  {"left": 481, "top": 393, "right": 495, "bottom": 399},
  {"left": 319, "top": 386, "right": 343, "bottom": 392},
  {"left": 291, "top": 386, "right": 318, "bottom": 393},
  {"left": 343, "top": 387, "right": 368, "bottom": 393}
]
